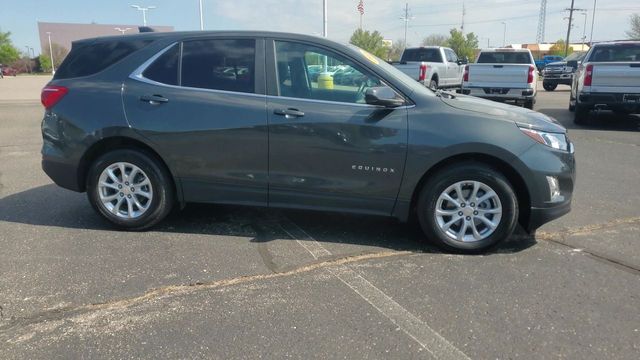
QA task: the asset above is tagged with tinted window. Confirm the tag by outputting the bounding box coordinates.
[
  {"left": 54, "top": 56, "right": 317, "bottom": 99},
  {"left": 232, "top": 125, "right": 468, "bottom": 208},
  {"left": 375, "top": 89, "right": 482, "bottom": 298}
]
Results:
[
  {"left": 55, "top": 40, "right": 152, "bottom": 79},
  {"left": 477, "top": 51, "right": 533, "bottom": 64},
  {"left": 275, "top": 41, "right": 389, "bottom": 104},
  {"left": 445, "top": 49, "right": 458, "bottom": 63},
  {"left": 589, "top": 44, "right": 640, "bottom": 62},
  {"left": 401, "top": 48, "right": 442, "bottom": 62},
  {"left": 143, "top": 44, "right": 179, "bottom": 85},
  {"left": 181, "top": 39, "right": 255, "bottom": 93}
]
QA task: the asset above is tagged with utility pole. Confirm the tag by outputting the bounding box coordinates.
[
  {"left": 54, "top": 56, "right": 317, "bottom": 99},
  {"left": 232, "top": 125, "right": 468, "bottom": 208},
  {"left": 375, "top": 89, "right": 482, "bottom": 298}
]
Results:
[
  {"left": 580, "top": 12, "right": 588, "bottom": 47},
  {"left": 589, "top": 0, "right": 597, "bottom": 44},
  {"left": 502, "top": 22, "right": 507, "bottom": 47},
  {"left": 400, "top": 3, "right": 412, "bottom": 50},
  {"left": 461, "top": 0, "right": 466, "bottom": 33},
  {"left": 24, "top": 46, "right": 32, "bottom": 73},
  {"left": 564, "top": 0, "right": 585, "bottom": 57},
  {"left": 323, "top": 0, "right": 328, "bottom": 37},
  {"left": 130, "top": 5, "right": 156, "bottom": 27},
  {"left": 199, "top": 0, "right": 204, "bottom": 30}
]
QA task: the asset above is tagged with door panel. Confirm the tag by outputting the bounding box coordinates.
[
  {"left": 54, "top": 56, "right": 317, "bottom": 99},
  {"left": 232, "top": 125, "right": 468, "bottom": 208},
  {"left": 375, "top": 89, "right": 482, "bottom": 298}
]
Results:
[
  {"left": 266, "top": 40, "right": 408, "bottom": 215},
  {"left": 122, "top": 39, "right": 269, "bottom": 206}
]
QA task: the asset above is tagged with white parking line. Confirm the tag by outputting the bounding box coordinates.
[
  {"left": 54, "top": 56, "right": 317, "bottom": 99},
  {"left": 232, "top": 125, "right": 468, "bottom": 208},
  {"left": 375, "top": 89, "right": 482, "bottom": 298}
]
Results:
[{"left": 280, "top": 218, "right": 471, "bottom": 360}]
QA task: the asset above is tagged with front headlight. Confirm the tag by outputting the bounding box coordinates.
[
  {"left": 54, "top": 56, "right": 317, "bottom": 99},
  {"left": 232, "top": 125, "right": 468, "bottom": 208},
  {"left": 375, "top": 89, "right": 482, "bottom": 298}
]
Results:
[{"left": 519, "top": 127, "right": 569, "bottom": 151}]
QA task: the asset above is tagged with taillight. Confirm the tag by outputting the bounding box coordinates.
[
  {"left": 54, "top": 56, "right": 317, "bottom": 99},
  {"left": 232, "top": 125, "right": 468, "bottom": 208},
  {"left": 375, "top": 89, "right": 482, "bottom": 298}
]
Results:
[
  {"left": 463, "top": 65, "right": 469, "bottom": 82},
  {"left": 41, "top": 85, "right": 68, "bottom": 109},
  {"left": 527, "top": 65, "right": 535, "bottom": 84},
  {"left": 584, "top": 64, "right": 594, "bottom": 86},
  {"left": 418, "top": 64, "right": 427, "bottom": 82}
]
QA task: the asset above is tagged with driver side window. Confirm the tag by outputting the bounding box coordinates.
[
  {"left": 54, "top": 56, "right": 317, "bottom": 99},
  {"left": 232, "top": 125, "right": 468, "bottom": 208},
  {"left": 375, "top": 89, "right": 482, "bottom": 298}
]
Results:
[{"left": 275, "top": 41, "right": 383, "bottom": 104}]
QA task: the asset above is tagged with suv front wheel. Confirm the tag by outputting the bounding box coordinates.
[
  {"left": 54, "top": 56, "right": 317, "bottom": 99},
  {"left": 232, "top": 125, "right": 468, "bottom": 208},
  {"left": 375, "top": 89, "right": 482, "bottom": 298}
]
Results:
[
  {"left": 417, "top": 163, "right": 518, "bottom": 253},
  {"left": 87, "top": 149, "right": 175, "bottom": 230}
]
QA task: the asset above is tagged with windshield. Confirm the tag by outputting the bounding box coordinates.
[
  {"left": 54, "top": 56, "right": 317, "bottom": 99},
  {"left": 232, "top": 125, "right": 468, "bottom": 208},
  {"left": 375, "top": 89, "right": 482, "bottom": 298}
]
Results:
[
  {"left": 589, "top": 44, "right": 640, "bottom": 62},
  {"left": 347, "top": 45, "right": 436, "bottom": 97},
  {"left": 477, "top": 51, "right": 533, "bottom": 64},
  {"left": 564, "top": 52, "right": 585, "bottom": 62}
]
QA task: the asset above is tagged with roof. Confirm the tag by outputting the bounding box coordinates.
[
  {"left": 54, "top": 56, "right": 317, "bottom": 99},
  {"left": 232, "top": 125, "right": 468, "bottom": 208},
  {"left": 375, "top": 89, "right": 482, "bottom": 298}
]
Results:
[
  {"left": 478, "top": 48, "right": 532, "bottom": 53},
  {"left": 591, "top": 40, "right": 640, "bottom": 46}
]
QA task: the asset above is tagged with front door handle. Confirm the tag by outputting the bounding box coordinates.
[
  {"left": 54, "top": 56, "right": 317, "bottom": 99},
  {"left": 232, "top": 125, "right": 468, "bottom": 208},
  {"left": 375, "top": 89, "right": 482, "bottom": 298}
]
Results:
[
  {"left": 140, "top": 95, "right": 169, "bottom": 105},
  {"left": 274, "top": 108, "right": 305, "bottom": 118}
]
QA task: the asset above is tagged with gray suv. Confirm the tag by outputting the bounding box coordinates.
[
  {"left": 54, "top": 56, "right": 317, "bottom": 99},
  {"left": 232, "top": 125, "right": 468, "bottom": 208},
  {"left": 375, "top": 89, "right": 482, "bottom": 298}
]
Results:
[{"left": 41, "top": 31, "right": 575, "bottom": 253}]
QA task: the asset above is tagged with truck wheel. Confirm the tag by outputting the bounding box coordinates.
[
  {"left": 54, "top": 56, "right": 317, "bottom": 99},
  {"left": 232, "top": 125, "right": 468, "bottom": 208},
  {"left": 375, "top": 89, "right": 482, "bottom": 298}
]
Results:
[
  {"left": 429, "top": 79, "right": 438, "bottom": 90},
  {"left": 543, "top": 82, "right": 557, "bottom": 91},
  {"left": 573, "top": 104, "right": 590, "bottom": 125},
  {"left": 416, "top": 162, "right": 518, "bottom": 254},
  {"left": 87, "top": 149, "right": 175, "bottom": 230}
]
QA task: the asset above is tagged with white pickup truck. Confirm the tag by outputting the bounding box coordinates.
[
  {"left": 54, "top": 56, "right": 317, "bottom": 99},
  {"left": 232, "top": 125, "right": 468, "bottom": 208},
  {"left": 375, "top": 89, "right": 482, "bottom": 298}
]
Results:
[
  {"left": 392, "top": 46, "right": 466, "bottom": 90},
  {"left": 459, "top": 48, "right": 538, "bottom": 109},
  {"left": 570, "top": 41, "right": 640, "bottom": 124}
]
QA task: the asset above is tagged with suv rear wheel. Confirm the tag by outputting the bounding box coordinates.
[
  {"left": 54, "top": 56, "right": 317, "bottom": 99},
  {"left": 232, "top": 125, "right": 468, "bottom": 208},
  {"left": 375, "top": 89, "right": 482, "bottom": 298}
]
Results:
[
  {"left": 416, "top": 163, "right": 518, "bottom": 253},
  {"left": 543, "top": 82, "right": 558, "bottom": 91},
  {"left": 87, "top": 149, "right": 174, "bottom": 230}
]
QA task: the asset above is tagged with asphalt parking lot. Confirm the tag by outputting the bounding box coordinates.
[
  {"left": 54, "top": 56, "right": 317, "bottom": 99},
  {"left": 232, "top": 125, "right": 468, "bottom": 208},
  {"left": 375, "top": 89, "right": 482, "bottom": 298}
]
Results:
[{"left": 1, "top": 76, "right": 639, "bottom": 359}]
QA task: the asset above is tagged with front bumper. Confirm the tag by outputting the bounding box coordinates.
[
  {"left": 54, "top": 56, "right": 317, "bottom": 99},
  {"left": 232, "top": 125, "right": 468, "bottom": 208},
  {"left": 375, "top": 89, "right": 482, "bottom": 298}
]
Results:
[{"left": 527, "top": 201, "right": 572, "bottom": 232}]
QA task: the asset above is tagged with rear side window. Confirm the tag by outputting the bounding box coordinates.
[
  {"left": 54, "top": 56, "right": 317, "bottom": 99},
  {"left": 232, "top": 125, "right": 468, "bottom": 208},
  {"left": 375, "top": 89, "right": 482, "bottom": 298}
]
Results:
[
  {"left": 589, "top": 45, "right": 640, "bottom": 62},
  {"left": 181, "top": 39, "right": 256, "bottom": 93},
  {"left": 477, "top": 52, "right": 532, "bottom": 64},
  {"left": 55, "top": 40, "right": 152, "bottom": 79},
  {"left": 143, "top": 44, "right": 180, "bottom": 85},
  {"left": 401, "top": 48, "right": 442, "bottom": 63}
]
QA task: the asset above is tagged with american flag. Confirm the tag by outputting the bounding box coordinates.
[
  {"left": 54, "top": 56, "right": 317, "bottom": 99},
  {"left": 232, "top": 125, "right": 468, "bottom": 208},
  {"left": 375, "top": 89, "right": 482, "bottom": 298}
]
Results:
[{"left": 357, "top": 0, "right": 365, "bottom": 15}]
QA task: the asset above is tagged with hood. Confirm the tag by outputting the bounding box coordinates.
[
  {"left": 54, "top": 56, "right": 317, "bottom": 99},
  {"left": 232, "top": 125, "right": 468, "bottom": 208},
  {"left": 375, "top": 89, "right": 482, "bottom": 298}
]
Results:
[{"left": 439, "top": 93, "right": 566, "bottom": 133}]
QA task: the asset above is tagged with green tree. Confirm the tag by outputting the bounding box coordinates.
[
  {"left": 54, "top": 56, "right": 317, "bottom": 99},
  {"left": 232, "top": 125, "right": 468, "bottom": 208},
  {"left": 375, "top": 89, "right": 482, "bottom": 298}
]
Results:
[
  {"left": 38, "top": 43, "right": 69, "bottom": 72},
  {"left": 422, "top": 34, "right": 449, "bottom": 47},
  {"left": 0, "top": 30, "right": 20, "bottom": 65},
  {"left": 627, "top": 14, "right": 640, "bottom": 39},
  {"left": 446, "top": 28, "right": 478, "bottom": 61},
  {"left": 349, "top": 29, "right": 388, "bottom": 59},
  {"left": 549, "top": 39, "right": 573, "bottom": 56},
  {"left": 387, "top": 39, "right": 407, "bottom": 62}
]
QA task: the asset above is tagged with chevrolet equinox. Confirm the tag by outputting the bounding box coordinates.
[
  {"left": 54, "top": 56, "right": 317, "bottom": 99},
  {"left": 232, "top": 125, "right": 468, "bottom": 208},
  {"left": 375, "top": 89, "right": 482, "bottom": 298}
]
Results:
[{"left": 41, "top": 31, "right": 575, "bottom": 253}]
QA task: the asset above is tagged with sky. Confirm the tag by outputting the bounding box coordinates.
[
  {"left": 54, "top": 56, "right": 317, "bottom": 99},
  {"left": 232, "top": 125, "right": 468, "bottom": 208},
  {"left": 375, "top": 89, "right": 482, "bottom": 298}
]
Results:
[{"left": 1, "top": 0, "right": 639, "bottom": 55}]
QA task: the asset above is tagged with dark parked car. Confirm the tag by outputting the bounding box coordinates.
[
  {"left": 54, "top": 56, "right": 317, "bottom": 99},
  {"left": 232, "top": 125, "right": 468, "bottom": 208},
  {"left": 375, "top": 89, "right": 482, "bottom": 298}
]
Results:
[{"left": 41, "top": 31, "right": 575, "bottom": 253}]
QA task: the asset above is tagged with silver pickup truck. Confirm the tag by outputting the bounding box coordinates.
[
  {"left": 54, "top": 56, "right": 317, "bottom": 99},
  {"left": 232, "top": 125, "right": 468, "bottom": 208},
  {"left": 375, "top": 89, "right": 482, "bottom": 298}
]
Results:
[
  {"left": 392, "top": 46, "right": 466, "bottom": 90},
  {"left": 459, "top": 48, "right": 538, "bottom": 109},
  {"left": 570, "top": 41, "right": 640, "bottom": 124}
]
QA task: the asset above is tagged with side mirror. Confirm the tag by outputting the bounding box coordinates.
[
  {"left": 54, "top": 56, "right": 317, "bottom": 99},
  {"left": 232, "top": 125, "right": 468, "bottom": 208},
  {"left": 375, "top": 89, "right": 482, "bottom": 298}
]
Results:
[
  {"left": 365, "top": 87, "right": 405, "bottom": 108},
  {"left": 567, "top": 60, "right": 578, "bottom": 69},
  {"left": 457, "top": 57, "right": 468, "bottom": 65}
]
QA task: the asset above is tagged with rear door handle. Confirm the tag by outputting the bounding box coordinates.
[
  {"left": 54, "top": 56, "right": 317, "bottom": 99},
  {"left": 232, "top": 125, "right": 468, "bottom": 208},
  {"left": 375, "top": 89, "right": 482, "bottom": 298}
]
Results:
[
  {"left": 140, "top": 95, "right": 169, "bottom": 105},
  {"left": 274, "top": 108, "right": 305, "bottom": 118}
]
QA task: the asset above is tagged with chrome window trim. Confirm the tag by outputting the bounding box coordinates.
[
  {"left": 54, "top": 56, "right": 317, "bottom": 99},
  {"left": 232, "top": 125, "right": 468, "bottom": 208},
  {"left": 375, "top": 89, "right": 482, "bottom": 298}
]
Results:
[
  {"left": 266, "top": 94, "right": 414, "bottom": 109},
  {"left": 129, "top": 42, "right": 266, "bottom": 99}
]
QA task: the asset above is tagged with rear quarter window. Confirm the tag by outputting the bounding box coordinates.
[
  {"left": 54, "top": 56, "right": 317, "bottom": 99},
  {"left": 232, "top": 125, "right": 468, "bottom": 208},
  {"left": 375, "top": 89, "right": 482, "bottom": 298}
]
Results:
[{"left": 54, "top": 39, "right": 153, "bottom": 80}]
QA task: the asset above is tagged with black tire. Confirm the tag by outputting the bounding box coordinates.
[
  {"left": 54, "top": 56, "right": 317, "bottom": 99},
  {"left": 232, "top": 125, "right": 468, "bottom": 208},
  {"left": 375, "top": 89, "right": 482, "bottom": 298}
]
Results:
[
  {"left": 573, "top": 104, "right": 589, "bottom": 125},
  {"left": 86, "top": 149, "right": 175, "bottom": 230},
  {"left": 543, "top": 82, "right": 557, "bottom": 91},
  {"left": 429, "top": 78, "right": 438, "bottom": 90},
  {"left": 416, "top": 162, "right": 518, "bottom": 254}
]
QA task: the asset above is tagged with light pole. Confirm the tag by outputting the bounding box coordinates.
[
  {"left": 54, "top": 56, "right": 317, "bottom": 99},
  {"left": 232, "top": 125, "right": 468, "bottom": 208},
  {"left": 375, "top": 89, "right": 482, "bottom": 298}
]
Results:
[
  {"left": 580, "top": 12, "right": 587, "bottom": 48},
  {"left": 24, "top": 46, "right": 32, "bottom": 73},
  {"left": 589, "top": 0, "right": 597, "bottom": 44},
  {"left": 114, "top": 27, "right": 132, "bottom": 35},
  {"left": 501, "top": 22, "right": 507, "bottom": 47},
  {"left": 46, "top": 31, "right": 55, "bottom": 75},
  {"left": 130, "top": 5, "right": 156, "bottom": 26},
  {"left": 322, "top": 0, "right": 328, "bottom": 73},
  {"left": 199, "top": 0, "right": 204, "bottom": 30}
]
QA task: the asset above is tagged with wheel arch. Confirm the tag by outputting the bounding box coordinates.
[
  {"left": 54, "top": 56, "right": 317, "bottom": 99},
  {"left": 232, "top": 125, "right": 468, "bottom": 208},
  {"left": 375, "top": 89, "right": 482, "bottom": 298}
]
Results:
[
  {"left": 78, "top": 136, "right": 183, "bottom": 205},
  {"left": 406, "top": 153, "right": 531, "bottom": 229}
]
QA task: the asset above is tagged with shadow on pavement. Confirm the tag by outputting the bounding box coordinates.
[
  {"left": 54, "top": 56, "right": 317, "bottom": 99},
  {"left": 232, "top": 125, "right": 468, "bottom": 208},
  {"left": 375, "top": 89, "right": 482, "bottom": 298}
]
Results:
[{"left": 0, "top": 184, "right": 536, "bottom": 255}]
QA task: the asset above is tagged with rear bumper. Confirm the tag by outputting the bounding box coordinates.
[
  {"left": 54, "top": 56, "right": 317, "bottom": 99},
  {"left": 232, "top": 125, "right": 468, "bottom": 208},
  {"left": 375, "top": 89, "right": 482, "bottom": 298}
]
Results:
[
  {"left": 42, "top": 139, "right": 83, "bottom": 192},
  {"left": 578, "top": 92, "right": 640, "bottom": 112}
]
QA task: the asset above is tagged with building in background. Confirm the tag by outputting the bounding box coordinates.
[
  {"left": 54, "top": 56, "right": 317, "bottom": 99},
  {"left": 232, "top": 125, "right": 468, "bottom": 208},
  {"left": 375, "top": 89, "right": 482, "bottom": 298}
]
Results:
[
  {"left": 508, "top": 43, "right": 590, "bottom": 59},
  {"left": 37, "top": 22, "right": 174, "bottom": 54}
]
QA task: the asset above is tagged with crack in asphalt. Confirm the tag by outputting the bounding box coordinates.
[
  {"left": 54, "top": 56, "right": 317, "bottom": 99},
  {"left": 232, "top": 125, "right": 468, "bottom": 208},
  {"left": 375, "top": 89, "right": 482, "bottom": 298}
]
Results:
[
  {"left": 537, "top": 216, "right": 640, "bottom": 274},
  {"left": 0, "top": 250, "right": 412, "bottom": 342}
]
